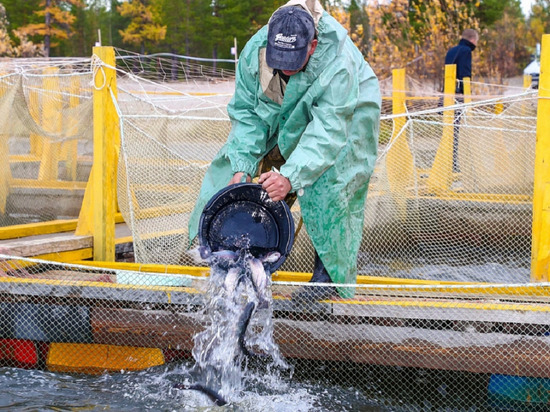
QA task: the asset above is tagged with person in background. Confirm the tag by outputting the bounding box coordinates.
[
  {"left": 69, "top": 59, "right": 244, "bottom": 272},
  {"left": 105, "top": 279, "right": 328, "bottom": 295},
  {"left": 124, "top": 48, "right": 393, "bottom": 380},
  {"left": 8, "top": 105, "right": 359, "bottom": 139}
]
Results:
[
  {"left": 444, "top": 28, "right": 479, "bottom": 173},
  {"left": 188, "top": 0, "right": 381, "bottom": 301}
]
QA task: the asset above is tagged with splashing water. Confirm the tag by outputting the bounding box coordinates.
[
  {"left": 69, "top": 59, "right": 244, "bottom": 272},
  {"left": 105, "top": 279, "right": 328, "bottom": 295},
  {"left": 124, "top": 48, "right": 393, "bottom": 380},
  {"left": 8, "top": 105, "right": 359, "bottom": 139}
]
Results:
[{"left": 185, "top": 247, "right": 289, "bottom": 404}]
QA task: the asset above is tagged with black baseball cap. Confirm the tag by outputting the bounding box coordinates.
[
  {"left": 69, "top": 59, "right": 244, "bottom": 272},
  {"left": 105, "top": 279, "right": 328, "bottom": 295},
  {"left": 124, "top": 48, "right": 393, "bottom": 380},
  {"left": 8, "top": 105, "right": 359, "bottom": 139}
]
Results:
[{"left": 266, "top": 7, "right": 316, "bottom": 71}]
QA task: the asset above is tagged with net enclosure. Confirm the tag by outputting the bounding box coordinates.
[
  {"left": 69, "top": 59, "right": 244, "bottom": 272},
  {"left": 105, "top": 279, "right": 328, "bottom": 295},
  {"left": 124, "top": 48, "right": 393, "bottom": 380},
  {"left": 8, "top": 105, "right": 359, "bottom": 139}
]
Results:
[{"left": 0, "top": 49, "right": 545, "bottom": 409}]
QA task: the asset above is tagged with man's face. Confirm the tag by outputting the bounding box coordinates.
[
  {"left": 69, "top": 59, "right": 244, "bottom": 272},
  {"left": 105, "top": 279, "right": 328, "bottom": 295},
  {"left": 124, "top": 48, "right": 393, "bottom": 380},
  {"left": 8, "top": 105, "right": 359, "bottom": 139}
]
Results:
[{"left": 281, "top": 39, "right": 318, "bottom": 76}]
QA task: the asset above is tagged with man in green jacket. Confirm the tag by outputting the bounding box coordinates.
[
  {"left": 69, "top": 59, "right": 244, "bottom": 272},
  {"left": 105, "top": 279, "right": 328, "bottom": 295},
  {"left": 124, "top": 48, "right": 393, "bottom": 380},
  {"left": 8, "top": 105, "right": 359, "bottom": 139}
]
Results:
[{"left": 188, "top": 0, "right": 381, "bottom": 300}]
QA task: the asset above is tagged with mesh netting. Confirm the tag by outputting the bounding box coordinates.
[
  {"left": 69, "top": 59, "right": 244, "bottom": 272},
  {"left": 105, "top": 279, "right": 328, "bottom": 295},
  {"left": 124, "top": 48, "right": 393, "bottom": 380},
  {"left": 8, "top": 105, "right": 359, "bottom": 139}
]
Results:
[
  {"left": 0, "top": 58, "right": 93, "bottom": 226},
  {"left": 0, "top": 253, "right": 549, "bottom": 408},
  {"left": 0, "top": 52, "right": 546, "bottom": 409},
  {"left": 115, "top": 50, "right": 236, "bottom": 83},
  {"left": 114, "top": 61, "right": 537, "bottom": 285},
  {"left": 363, "top": 91, "right": 537, "bottom": 284}
]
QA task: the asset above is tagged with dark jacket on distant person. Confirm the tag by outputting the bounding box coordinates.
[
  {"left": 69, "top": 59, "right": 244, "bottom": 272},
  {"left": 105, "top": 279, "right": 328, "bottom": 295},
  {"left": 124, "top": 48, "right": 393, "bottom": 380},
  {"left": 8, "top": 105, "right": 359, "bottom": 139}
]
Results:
[{"left": 445, "top": 38, "right": 476, "bottom": 94}]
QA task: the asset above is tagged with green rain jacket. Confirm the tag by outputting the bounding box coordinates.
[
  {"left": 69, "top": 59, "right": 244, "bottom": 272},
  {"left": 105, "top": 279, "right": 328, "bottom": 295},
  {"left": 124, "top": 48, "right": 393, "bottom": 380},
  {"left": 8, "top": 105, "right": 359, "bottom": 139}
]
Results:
[{"left": 188, "top": 2, "right": 381, "bottom": 297}]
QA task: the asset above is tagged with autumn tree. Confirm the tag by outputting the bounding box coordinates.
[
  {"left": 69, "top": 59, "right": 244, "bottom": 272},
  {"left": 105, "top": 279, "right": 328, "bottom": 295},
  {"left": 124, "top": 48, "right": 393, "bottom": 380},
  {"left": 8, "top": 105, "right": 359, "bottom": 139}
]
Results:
[
  {"left": 332, "top": 0, "right": 480, "bottom": 88},
  {"left": 528, "top": 0, "right": 550, "bottom": 52},
  {"left": 17, "top": 0, "right": 84, "bottom": 57},
  {"left": 348, "top": 0, "right": 370, "bottom": 56},
  {"left": 359, "top": 0, "right": 420, "bottom": 80},
  {"left": 480, "top": 3, "right": 530, "bottom": 79},
  {"left": 118, "top": 0, "right": 166, "bottom": 54},
  {"left": 0, "top": 4, "right": 14, "bottom": 56}
]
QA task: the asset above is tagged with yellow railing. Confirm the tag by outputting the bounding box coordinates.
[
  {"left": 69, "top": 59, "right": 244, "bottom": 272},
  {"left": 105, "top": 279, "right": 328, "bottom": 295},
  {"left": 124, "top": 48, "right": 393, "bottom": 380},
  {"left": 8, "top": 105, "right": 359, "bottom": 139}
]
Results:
[
  {"left": 0, "top": 41, "right": 546, "bottom": 284},
  {"left": 531, "top": 34, "right": 550, "bottom": 282}
]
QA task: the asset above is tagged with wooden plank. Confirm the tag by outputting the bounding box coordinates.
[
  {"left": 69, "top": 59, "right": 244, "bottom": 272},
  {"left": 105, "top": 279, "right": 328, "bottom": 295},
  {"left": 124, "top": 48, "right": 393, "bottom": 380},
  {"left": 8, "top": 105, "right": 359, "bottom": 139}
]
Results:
[
  {"left": 0, "top": 276, "right": 202, "bottom": 306},
  {"left": 73, "top": 263, "right": 474, "bottom": 287},
  {"left": 31, "top": 248, "right": 93, "bottom": 264},
  {"left": 331, "top": 297, "right": 550, "bottom": 325},
  {"left": 92, "top": 46, "right": 119, "bottom": 262},
  {"left": 274, "top": 319, "right": 550, "bottom": 378},
  {"left": 532, "top": 33, "right": 550, "bottom": 282},
  {"left": 0, "top": 235, "right": 92, "bottom": 257},
  {"left": 86, "top": 306, "right": 550, "bottom": 378},
  {"left": 274, "top": 272, "right": 475, "bottom": 286},
  {"left": 91, "top": 307, "right": 201, "bottom": 349}
]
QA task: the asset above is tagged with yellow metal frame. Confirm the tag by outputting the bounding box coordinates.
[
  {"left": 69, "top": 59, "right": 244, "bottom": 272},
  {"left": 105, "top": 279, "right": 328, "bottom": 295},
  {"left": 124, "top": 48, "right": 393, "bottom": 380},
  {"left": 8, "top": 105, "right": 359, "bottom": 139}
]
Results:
[
  {"left": 0, "top": 43, "right": 547, "bottom": 289},
  {"left": 531, "top": 34, "right": 550, "bottom": 282},
  {"left": 426, "top": 64, "right": 457, "bottom": 194}
]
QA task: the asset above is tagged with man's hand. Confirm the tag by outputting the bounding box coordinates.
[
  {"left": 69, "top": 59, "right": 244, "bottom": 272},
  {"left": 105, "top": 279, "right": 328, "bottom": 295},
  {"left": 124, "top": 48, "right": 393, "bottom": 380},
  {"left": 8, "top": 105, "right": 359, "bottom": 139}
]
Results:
[
  {"left": 228, "top": 172, "right": 251, "bottom": 185},
  {"left": 258, "top": 171, "right": 291, "bottom": 201}
]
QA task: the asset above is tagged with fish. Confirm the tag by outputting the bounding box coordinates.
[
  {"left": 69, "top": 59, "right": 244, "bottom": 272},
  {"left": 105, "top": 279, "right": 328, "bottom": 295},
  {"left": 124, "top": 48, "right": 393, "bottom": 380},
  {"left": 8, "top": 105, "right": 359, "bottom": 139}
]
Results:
[
  {"left": 173, "top": 382, "right": 227, "bottom": 406},
  {"left": 197, "top": 246, "right": 239, "bottom": 263},
  {"left": 260, "top": 251, "right": 281, "bottom": 264},
  {"left": 182, "top": 247, "right": 277, "bottom": 405},
  {"left": 248, "top": 257, "right": 269, "bottom": 308},
  {"left": 197, "top": 246, "right": 211, "bottom": 260},
  {"left": 224, "top": 267, "right": 240, "bottom": 294},
  {"left": 211, "top": 250, "right": 239, "bottom": 261},
  {"left": 237, "top": 301, "right": 256, "bottom": 358}
]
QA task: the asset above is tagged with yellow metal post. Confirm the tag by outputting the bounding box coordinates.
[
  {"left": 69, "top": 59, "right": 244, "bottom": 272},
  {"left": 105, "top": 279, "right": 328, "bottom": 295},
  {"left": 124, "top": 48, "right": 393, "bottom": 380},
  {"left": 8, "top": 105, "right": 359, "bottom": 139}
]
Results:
[
  {"left": 28, "top": 74, "right": 42, "bottom": 157},
  {"left": 0, "top": 73, "right": 11, "bottom": 213},
  {"left": 524, "top": 74, "right": 532, "bottom": 89},
  {"left": 463, "top": 77, "right": 471, "bottom": 105},
  {"left": 492, "top": 99, "right": 510, "bottom": 180},
  {"left": 531, "top": 34, "right": 550, "bottom": 282},
  {"left": 385, "top": 68, "right": 414, "bottom": 219},
  {"left": 62, "top": 74, "right": 80, "bottom": 181},
  {"left": 38, "top": 67, "right": 61, "bottom": 181},
  {"left": 427, "top": 64, "right": 456, "bottom": 194},
  {"left": 76, "top": 46, "right": 119, "bottom": 262}
]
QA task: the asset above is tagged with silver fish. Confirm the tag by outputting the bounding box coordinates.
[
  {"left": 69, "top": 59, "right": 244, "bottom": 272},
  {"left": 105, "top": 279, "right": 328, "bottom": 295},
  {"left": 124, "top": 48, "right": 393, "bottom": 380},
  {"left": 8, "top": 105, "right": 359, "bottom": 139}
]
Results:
[
  {"left": 224, "top": 267, "right": 240, "bottom": 294},
  {"left": 198, "top": 246, "right": 239, "bottom": 263},
  {"left": 248, "top": 257, "right": 268, "bottom": 308},
  {"left": 197, "top": 246, "right": 212, "bottom": 260},
  {"left": 211, "top": 250, "right": 238, "bottom": 261},
  {"left": 260, "top": 251, "right": 281, "bottom": 264}
]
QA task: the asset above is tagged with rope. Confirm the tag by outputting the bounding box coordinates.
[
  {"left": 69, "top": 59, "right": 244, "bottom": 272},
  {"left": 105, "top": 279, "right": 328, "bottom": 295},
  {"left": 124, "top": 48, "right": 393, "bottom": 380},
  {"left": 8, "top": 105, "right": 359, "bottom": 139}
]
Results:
[{"left": 91, "top": 53, "right": 107, "bottom": 91}]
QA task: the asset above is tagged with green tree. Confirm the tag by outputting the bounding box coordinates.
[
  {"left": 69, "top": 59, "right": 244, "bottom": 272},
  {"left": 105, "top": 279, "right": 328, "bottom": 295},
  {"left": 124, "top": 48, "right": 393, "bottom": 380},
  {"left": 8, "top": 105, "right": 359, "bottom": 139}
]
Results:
[
  {"left": 190, "top": 0, "right": 284, "bottom": 66},
  {"left": 2, "top": 0, "right": 41, "bottom": 30},
  {"left": 476, "top": 0, "right": 522, "bottom": 26},
  {"left": 155, "top": 0, "right": 200, "bottom": 56}
]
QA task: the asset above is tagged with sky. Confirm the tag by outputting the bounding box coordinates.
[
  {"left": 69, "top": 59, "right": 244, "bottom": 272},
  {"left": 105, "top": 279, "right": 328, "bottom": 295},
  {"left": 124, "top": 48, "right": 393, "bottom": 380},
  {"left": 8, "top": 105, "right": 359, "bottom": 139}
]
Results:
[{"left": 521, "top": 0, "right": 534, "bottom": 17}]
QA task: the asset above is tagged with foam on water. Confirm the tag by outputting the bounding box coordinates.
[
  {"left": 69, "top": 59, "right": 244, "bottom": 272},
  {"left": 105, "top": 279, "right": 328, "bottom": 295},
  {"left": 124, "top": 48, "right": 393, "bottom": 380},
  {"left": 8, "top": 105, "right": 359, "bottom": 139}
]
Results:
[
  {"left": 0, "top": 365, "right": 349, "bottom": 411},
  {"left": 188, "top": 248, "right": 288, "bottom": 403}
]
